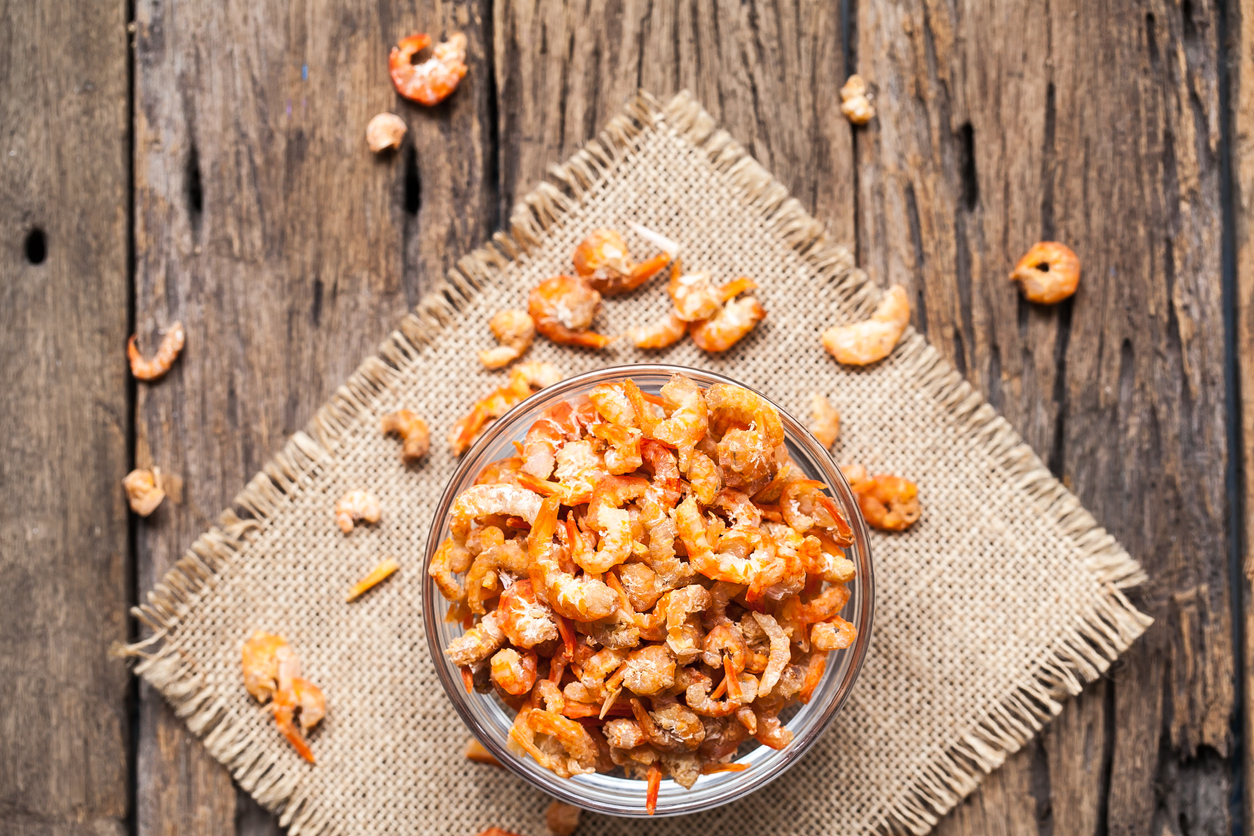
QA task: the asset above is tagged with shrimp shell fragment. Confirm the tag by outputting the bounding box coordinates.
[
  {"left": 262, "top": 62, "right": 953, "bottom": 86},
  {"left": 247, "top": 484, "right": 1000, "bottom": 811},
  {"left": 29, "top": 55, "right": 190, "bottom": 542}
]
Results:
[{"left": 345, "top": 558, "right": 400, "bottom": 601}]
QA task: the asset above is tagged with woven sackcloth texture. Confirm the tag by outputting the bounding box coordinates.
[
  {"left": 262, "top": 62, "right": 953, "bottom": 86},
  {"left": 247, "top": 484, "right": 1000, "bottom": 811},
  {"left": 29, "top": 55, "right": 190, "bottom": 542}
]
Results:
[{"left": 126, "top": 90, "right": 1152, "bottom": 836}]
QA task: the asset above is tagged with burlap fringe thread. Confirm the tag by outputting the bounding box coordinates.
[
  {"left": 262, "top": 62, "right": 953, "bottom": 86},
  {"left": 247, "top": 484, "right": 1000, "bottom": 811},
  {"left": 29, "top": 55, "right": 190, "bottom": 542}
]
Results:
[{"left": 122, "top": 90, "right": 1151, "bottom": 836}]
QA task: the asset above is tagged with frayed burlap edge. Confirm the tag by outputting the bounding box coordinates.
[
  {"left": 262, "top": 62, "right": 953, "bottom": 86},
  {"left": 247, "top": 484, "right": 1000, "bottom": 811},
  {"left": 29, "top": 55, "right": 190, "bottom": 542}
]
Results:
[{"left": 121, "top": 89, "right": 1151, "bottom": 836}]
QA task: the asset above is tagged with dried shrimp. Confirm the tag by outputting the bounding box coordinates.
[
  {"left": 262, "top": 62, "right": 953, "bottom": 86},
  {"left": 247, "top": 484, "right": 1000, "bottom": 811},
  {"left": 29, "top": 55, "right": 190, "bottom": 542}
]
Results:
[
  {"left": 479, "top": 309, "right": 536, "bottom": 369},
  {"left": 529, "top": 275, "right": 613, "bottom": 349},
  {"left": 841, "top": 463, "right": 921, "bottom": 531},
  {"left": 573, "top": 228, "right": 672, "bottom": 296},
  {"left": 449, "top": 362, "right": 564, "bottom": 454},
  {"left": 381, "top": 409, "right": 430, "bottom": 462},
  {"left": 1009, "top": 241, "right": 1080, "bottom": 304},
  {"left": 840, "top": 75, "right": 875, "bottom": 125},
  {"left": 366, "top": 113, "right": 407, "bottom": 152},
  {"left": 435, "top": 374, "right": 859, "bottom": 810},
  {"left": 241, "top": 632, "right": 326, "bottom": 762},
  {"left": 821, "top": 285, "right": 910, "bottom": 366},
  {"left": 389, "top": 32, "right": 467, "bottom": 106},
  {"left": 128, "top": 320, "right": 185, "bottom": 381},
  {"left": 123, "top": 467, "right": 166, "bottom": 516},
  {"left": 334, "top": 489, "right": 381, "bottom": 533},
  {"left": 809, "top": 394, "right": 840, "bottom": 449}
]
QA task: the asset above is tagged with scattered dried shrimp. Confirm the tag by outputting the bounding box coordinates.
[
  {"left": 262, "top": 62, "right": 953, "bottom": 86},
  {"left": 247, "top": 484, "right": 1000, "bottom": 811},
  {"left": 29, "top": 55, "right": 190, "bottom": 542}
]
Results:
[{"left": 241, "top": 632, "right": 326, "bottom": 762}]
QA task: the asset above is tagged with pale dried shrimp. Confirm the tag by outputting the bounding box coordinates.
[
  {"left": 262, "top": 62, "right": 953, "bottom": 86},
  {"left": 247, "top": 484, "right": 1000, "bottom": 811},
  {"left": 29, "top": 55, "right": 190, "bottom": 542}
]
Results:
[
  {"left": 821, "top": 284, "right": 910, "bottom": 366},
  {"left": 479, "top": 309, "right": 536, "bottom": 369},
  {"left": 381, "top": 409, "right": 430, "bottom": 462},
  {"left": 433, "top": 374, "right": 859, "bottom": 811},
  {"left": 840, "top": 75, "right": 875, "bottom": 125},
  {"left": 334, "top": 489, "right": 381, "bottom": 533},
  {"left": 809, "top": 394, "right": 841, "bottom": 449},
  {"left": 123, "top": 467, "right": 166, "bottom": 516}
]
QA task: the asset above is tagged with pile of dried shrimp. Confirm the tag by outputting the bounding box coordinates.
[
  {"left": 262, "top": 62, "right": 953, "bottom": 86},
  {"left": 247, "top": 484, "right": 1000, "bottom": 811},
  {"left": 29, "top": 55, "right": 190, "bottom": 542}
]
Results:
[{"left": 431, "top": 374, "right": 857, "bottom": 812}]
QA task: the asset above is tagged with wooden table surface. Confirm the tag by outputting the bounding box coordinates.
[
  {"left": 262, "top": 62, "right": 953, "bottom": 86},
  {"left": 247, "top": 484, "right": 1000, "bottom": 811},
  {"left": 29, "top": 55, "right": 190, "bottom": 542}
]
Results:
[{"left": 2, "top": 0, "right": 1251, "bottom": 834}]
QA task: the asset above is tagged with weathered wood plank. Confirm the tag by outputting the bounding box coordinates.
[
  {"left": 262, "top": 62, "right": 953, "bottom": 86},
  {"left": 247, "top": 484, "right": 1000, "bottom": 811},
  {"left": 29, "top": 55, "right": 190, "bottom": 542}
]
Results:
[
  {"left": 494, "top": 0, "right": 854, "bottom": 237},
  {"left": 1231, "top": 0, "right": 1254, "bottom": 830},
  {"left": 131, "top": 0, "right": 496, "bottom": 832},
  {"left": 856, "top": 0, "right": 1232, "bottom": 833},
  {"left": 0, "top": 0, "right": 132, "bottom": 834}
]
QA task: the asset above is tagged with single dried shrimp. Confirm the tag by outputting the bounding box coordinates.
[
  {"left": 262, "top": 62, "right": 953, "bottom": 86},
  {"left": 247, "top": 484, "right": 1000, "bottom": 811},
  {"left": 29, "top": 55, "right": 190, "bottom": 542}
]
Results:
[
  {"left": 381, "top": 409, "right": 430, "bottom": 462},
  {"left": 841, "top": 463, "right": 921, "bottom": 531},
  {"left": 437, "top": 374, "right": 859, "bottom": 810},
  {"left": 123, "top": 467, "right": 166, "bottom": 516},
  {"left": 1009, "top": 241, "right": 1080, "bottom": 304},
  {"left": 479, "top": 309, "right": 535, "bottom": 369},
  {"left": 389, "top": 32, "right": 467, "bottom": 106},
  {"left": 449, "top": 362, "right": 564, "bottom": 454},
  {"left": 528, "top": 275, "right": 613, "bottom": 349},
  {"left": 334, "top": 489, "right": 381, "bottom": 533},
  {"left": 821, "top": 284, "right": 910, "bottom": 366},
  {"left": 809, "top": 394, "right": 841, "bottom": 449},
  {"left": 128, "top": 320, "right": 185, "bottom": 381},
  {"left": 573, "top": 228, "right": 672, "bottom": 296},
  {"left": 240, "top": 632, "right": 326, "bottom": 762}
]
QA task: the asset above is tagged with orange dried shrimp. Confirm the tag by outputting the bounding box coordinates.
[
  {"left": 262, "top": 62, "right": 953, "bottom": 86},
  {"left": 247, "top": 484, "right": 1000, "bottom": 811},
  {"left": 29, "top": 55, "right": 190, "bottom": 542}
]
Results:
[
  {"left": 241, "top": 632, "right": 326, "bottom": 763},
  {"left": 128, "top": 320, "right": 185, "bottom": 381},
  {"left": 1009, "top": 241, "right": 1080, "bottom": 304},
  {"left": 389, "top": 32, "right": 467, "bottom": 106},
  {"left": 841, "top": 464, "right": 921, "bottom": 531},
  {"left": 573, "top": 229, "right": 672, "bottom": 296},
  {"left": 449, "top": 362, "right": 564, "bottom": 455},
  {"left": 433, "top": 374, "right": 859, "bottom": 811}
]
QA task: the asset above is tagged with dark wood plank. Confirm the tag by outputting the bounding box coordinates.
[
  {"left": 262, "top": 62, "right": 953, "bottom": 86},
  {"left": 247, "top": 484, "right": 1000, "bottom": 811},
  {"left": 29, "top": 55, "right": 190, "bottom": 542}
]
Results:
[
  {"left": 855, "top": 0, "right": 1233, "bottom": 833},
  {"left": 0, "top": 0, "right": 132, "bottom": 834},
  {"left": 131, "top": 0, "right": 496, "bottom": 832},
  {"left": 494, "top": 0, "right": 854, "bottom": 238}
]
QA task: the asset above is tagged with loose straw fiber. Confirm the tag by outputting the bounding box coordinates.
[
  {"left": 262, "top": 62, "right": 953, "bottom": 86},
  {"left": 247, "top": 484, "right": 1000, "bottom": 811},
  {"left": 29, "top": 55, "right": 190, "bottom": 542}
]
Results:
[{"left": 125, "top": 91, "right": 1151, "bottom": 836}]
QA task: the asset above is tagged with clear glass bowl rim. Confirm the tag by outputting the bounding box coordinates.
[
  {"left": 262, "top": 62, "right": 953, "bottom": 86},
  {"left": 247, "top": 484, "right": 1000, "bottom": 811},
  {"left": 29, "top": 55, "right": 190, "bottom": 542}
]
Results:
[{"left": 421, "top": 363, "right": 875, "bottom": 817}]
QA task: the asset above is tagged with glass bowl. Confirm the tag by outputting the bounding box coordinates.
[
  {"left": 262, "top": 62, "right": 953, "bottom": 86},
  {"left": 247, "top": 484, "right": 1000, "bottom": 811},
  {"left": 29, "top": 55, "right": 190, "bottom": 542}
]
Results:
[{"left": 422, "top": 364, "right": 874, "bottom": 817}]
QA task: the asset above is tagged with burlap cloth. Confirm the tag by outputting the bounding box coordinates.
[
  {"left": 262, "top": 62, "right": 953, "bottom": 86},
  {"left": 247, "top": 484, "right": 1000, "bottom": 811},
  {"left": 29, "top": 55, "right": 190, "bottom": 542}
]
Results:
[{"left": 126, "top": 91, "right": 1152, "bottom": 836}]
